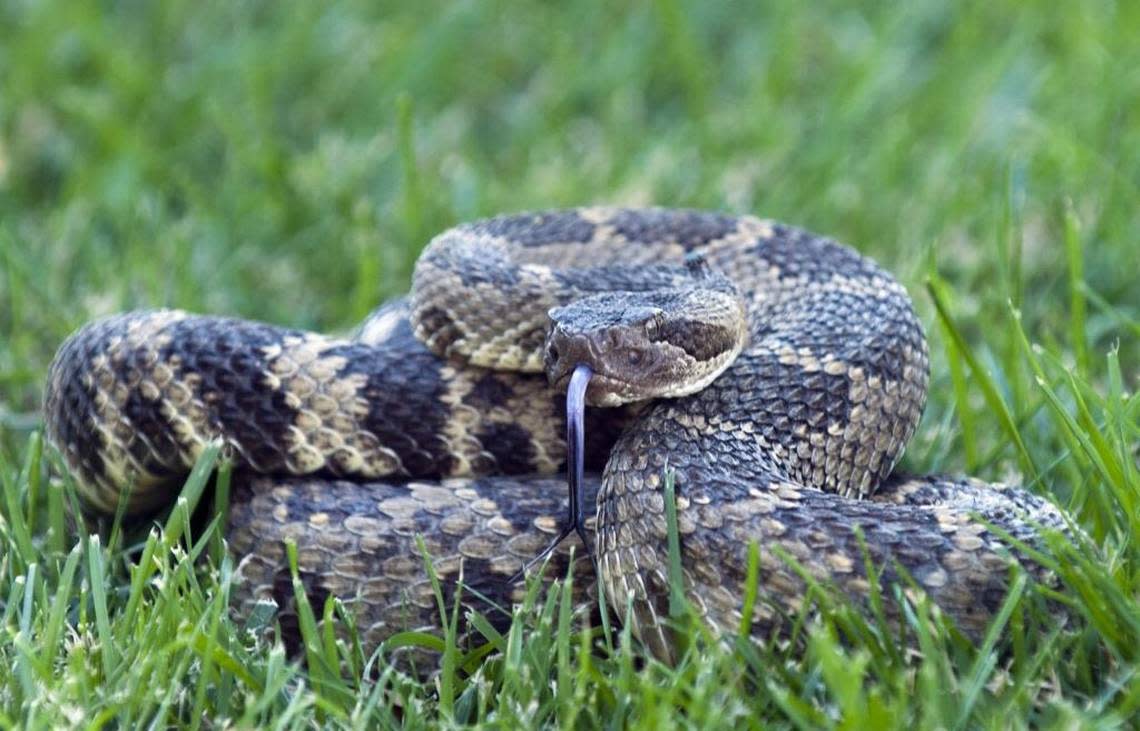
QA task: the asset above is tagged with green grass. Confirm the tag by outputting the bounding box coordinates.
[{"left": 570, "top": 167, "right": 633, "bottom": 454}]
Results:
[{"left": 1, "top": 0, "right": 1138, "bottom": 727}]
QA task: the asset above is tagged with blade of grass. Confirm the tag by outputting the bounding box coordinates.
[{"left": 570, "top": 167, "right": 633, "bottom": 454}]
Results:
[
  {"left": 86, "top": 534, "right": 117, "bottom": 680},
  {"left": 927, "top": 274, "right": 1038, "bottom": 478},
  {"left": 1063, "top": 200, "right": 1090, "bottom": 374}
]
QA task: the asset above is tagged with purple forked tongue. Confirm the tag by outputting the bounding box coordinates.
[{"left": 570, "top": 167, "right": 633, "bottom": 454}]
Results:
[
  {"left": 510, "top": 363, "right": 594, "bottom": 582},
  {"left": 566, "top": 364, "right": 592, "bottom": 546}
]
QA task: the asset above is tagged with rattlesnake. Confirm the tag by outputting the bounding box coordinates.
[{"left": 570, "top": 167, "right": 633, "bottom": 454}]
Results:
[{"left": 44, "top": 207, "right": 1070, "bottom": 662}]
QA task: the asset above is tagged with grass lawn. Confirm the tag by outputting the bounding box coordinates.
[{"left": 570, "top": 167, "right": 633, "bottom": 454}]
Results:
[{"left": 2, "top": 0, "right": 1139, "bottom": 727}]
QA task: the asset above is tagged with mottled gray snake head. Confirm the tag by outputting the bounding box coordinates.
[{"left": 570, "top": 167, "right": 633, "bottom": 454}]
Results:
[{"left": 544, "top": 281, "right": 748, "bottom": 407}]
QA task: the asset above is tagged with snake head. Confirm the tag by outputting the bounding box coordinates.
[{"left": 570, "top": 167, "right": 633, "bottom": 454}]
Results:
[{"left": 545, "top": 287, "right": 747, "bottom": 407}]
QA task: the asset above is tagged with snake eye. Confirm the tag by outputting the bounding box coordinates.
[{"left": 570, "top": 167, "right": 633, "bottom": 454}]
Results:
[{"left": 626, "top": 348, "right": 645, "bottom": 366}]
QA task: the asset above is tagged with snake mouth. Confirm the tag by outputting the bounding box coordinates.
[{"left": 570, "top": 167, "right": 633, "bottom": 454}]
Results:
[{"left": 551, "top": 368, "right": 639, "bottom": 407}]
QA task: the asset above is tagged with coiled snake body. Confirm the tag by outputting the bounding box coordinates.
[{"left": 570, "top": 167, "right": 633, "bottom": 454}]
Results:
[{"left": 44, "top": 208, "right": 1068, "bottom": 662}]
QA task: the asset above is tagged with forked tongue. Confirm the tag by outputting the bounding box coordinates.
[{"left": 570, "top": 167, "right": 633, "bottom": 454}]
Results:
[
  {"left": 566, "top": 363, "right": 592, "bottom": 549},
  {"left": 511, "top": 363, "right": 593, "bottom": 582}
]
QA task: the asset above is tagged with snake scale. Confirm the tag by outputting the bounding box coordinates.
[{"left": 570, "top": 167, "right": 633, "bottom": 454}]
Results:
[{"left": 43, "top": 207, "right": 1070, "bottom": 664}]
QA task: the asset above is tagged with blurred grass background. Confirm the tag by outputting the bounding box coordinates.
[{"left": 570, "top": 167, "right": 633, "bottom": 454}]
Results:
[
  {"left": 3, "top": 0, "right": 1136, "bottom": 415},
  {"left": 1, "top": 0, "right": 1138, "bottom": 727}
]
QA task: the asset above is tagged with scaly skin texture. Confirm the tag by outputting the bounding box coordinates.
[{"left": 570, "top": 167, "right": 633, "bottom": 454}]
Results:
[{"left": 43, "top": 208, "right": 1070, "bottom": 664}]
